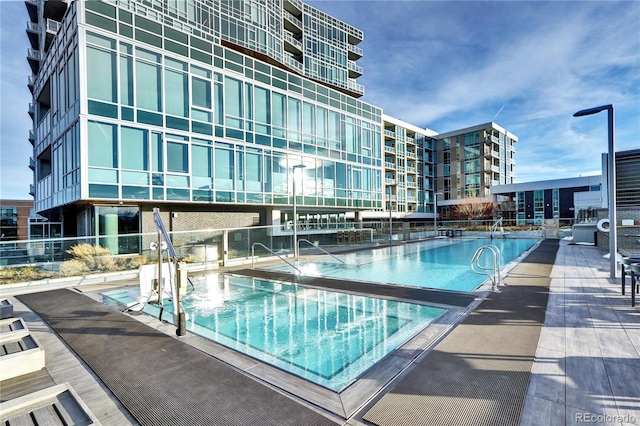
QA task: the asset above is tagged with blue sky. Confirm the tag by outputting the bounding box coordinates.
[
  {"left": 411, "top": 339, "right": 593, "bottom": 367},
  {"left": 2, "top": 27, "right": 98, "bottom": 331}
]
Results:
[{"left": 1, "top": 0, "right": 638, "bottom": 200}]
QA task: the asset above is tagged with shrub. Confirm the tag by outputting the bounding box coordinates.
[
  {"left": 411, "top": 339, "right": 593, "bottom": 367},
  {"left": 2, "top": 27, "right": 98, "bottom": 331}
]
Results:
[
  {"left": 66, "top": 243, "right": 115, "bottom": 271},
  {"left": 0, "top": 266, "right": 53, "bottom": 284},
  {"left": 59, "top": 259, "right": 90, "bottom": 277}
]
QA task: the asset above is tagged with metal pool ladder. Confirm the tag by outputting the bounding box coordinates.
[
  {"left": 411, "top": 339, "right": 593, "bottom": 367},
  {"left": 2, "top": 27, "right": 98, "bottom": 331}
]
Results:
[
  {"left": 251, "top": 242, "right": 302, "bottom": 274},
  {"left": 471, "top": 244, "right": 502, "bottom": 292}
]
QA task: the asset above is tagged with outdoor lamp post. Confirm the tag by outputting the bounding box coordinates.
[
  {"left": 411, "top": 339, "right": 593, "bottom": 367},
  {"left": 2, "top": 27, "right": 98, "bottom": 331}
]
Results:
[
  {"left": 434, "top": 192, "right": 443, "bottom": 237},
  {"left": 292, "top": 164, "right": 306, "bottom": 259},
  {"left": 574, "top": 104, "right": 616, "bottom": 279},
  {"left": 388, "top": 183, "right": 397, "bottom": 242}
]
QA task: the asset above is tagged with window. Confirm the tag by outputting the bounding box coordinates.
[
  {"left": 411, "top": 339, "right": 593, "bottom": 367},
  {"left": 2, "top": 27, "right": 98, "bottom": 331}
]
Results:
[
  {"left": 165, "top": 69, "right": 188, "bottom": 117},
  {"left": 120, "top": 127, "right": 148, "bottom": 170},
  {"left": 88, "top": 121, "right": 117, "bottom": 167},
  {"left": 87, "top": 45, "right": 117, "bottom": 102},
  {"left": 167, "top": 141, "right": 188, "bottom": 173}
]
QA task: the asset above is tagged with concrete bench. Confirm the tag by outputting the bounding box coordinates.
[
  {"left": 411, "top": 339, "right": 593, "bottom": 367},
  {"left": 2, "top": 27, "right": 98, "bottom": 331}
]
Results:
[
  {"left": 0, "top": 383, "right": 101, "bottom": 425},
  {"left": 0, "top": 333, "right": 45, "bottom": 381}
]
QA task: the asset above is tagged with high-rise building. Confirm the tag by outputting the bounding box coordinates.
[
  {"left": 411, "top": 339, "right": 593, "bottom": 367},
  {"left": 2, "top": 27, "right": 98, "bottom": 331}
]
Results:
[
  {"left": 25, "top": 0, "right": 383, "bottom": 250},
  {"left": 434, "top": 122, "right": 517, "bottom": 220},
  {"left": 25, "top": 0, "right": 517, "bottom": 249}
]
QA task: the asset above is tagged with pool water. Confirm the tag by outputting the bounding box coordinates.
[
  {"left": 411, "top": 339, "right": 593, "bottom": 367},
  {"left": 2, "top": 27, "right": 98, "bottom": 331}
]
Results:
[
  {"left": 273, "top": 238, "right": 540, "bottom": 292},
  {"left": 102, "top": 274, "right": 444, "bottom": 391}
]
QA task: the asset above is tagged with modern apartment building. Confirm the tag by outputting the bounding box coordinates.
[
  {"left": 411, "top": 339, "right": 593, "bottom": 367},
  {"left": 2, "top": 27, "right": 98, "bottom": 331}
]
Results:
[
  {"left": 434, "top": 122, "right": 517, "bottom": 220},
  {"left": 490, "top": 176, "right": 603, "bottom": 225},
  {"left": 25, "top": 0, "right": 385, "bottom": 251},
  {"left": 25, "top": 0, "right": 517, "bottom": 250}
]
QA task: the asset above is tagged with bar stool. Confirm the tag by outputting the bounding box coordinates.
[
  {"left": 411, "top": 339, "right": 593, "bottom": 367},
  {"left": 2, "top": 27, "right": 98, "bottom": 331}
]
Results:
[
  {"left": 621, "top": 257, "right": 640, "bottom": 296},
  {"left": 631, "top": 263, "right": 640, "bottom": 307}
]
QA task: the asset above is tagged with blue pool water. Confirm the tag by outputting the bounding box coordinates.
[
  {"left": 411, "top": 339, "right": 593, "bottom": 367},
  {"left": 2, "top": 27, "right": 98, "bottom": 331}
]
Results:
[
  {"left": 102, "top": 274, "right": 444, "bottom": 391},
  {"left": 271, "top": 238, "right": 540, "bottom": 292}
]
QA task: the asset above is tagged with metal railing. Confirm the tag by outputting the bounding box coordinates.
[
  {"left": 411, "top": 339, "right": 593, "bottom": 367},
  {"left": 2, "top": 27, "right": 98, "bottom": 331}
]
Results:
[
  {"left": 251, "top": 242, "right": 301, "bottom": 274},
  {"left": 297, "top": 239, "right": 345, "bottom": 264},
  {"left": 470, "top": 244, "right": 502, "bottom": 292}
]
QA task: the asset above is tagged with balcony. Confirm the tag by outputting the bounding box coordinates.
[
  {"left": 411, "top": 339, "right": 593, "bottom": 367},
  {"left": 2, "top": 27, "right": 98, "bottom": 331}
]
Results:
[
  {"left": 28, "top": 75, "right": 36, "bottom": 94},
  {"left": 283, "top": 54, "right": 303, "bottom": 73},
  {"left": 283, "top": 31, "right": 303, "bottom": 55},
  {"left": 44, "top": 19, "right": 60, "bottom": 52},
  {"left": 385, "top": 162, "right": 396, "bottom": 169},
  {"left": 25, "top": 0, "right": 38, "bottom": 23},
  {"left": 29, "top": 184, "right": 36, "bottom": 196},
  {"left": 283, "top": 10, "right": 302, "bottom": 34},
  {"left": 29, "top": 157, "right": 36, "bottom": 170},
  {"left": 29, "top": 130, "right": 35, "bottom": 145},
  {"left": 347, "top": 43, "right": 363, "bottom": 60},
  {"left": 43, "top": 0, "right": 70, "bottom": 22},
  {"left": 284, "top": 0, "right": 303, "bottom": 15},
  {"left": 385, "top": 178, "right": 396, "bottom": 185},
  {"left": 384, "top": 129, "right": 395, "bottom": 139},
  {"left": 406, "top": 166, "right": 417, "bottom": 174},
  {"left": 347, "top": 79, "right": 364, "bottom": 96},
  {"left": 384, "top": 145, "right": 395, "bottom": 154},
  {"left": 28, "top": 103, "right": 35, "bottom": 119},
  {"left": 347, "top": 60, "right": 363, "bottom": 78},
  {"left": 27, "top": 48, "right": 41, "bottom": 74},
  {"left": 26, "top": 21, "right": 40, "bottom": 50}
]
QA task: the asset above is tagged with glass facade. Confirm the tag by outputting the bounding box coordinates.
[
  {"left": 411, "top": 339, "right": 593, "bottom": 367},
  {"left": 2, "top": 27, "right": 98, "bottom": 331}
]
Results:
[
  {"left": 30, "top": 0, "right": 380, "bottom": 229},
  {"left": 26, "top": 0, "right": 516, "bottom": 239}
]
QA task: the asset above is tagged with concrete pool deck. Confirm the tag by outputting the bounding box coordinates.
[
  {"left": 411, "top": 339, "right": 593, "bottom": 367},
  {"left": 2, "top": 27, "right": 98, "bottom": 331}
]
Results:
[{"left": 2, "top": 239, "right": 640, "bottom": 425}]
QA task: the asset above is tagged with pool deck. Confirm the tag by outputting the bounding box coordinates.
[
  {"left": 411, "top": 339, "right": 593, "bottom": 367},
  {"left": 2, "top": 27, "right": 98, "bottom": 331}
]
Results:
[{"left": 2, "top": 239, "right": 640, "bottom": 425}]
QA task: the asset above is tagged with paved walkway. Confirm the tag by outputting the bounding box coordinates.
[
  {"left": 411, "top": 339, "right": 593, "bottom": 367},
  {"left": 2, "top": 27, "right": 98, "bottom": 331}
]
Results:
[{"left": 521, "top": 240, "right": 640, "bottom": 425}]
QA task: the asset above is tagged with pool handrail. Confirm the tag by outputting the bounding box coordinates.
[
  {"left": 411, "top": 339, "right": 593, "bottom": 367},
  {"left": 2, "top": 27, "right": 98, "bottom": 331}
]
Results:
[
  {"left": 471, "top": 244, "right": 502, "bottom": 292},
  {"left": 251, "top": 242, "right": 302, "bottom": 274},
  {"left": 297, "top": 239, "right": 346, "bottom": 264}
]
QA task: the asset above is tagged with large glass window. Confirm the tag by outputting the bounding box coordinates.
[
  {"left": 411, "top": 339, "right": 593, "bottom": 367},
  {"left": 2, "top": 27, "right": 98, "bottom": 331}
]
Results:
[
  {"left": 95, "top": 206, "right": 140, "bottom": 255},
  {"left": 120, "top": 127, "right": 148, "bottom": 170},
  {"left": 136, "top": 50, "right": 162, "bottom": 111},
  {"left": 87, "top": 45, "right": 116, "bottom": 102},
  {"left": 167, "top": 141, "right": 188, "bottom": 173},
  {"left": 165, "top": 69, "right": 188, "bottom": 117},
  {"left": 246, "top": 149, "right": 262, "bottom": 192},
  {"left": 225, "top": 77, "right": 243, "bottom": 129},
  {"left": 88, "top": 121, "right": 117, "bottom": 167},
  {"left": 215, "top": 146, "right": 234, "bottom": 190},
  {"left": 192, "top": 144, "right": 212, "bottom": 189}
]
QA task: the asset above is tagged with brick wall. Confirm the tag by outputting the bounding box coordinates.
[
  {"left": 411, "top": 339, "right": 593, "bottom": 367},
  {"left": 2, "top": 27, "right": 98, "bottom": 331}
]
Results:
[{"left": 594, "top": 208, "right": 640, "bottom": 251}]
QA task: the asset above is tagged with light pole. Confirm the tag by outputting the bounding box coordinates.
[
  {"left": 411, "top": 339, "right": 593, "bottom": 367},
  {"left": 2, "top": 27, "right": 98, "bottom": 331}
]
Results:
[
  {"left": 434, "top": 192, "right": 443, "bottom": 237},
  {"left": 574, "top": 104, "right": 616, "bottom": 279},
  {"left": 388, "top": 183, "right": 397, "bottom": 242},
  {"left": 292, "top": 164, "right": 306, "bottom": 259}
]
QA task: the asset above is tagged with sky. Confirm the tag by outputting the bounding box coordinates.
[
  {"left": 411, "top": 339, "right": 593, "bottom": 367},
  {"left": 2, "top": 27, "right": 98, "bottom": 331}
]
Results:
[{"left": 1, "top": 0, "right": 638, "bottom": 200}]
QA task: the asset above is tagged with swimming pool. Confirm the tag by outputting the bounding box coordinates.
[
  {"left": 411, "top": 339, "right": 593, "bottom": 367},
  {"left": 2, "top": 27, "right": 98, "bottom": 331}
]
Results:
[
  {"left": 102, "top": 274, "right": 444, "bottom": 391},
  {"left": 268, "top": 238, "right": 540, "bottom": 292}
]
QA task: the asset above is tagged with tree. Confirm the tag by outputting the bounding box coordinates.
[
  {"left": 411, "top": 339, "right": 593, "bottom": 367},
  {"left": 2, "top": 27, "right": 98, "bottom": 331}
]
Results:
[{"left": 453, "top": 198, "right": 494, "bottom": 221}]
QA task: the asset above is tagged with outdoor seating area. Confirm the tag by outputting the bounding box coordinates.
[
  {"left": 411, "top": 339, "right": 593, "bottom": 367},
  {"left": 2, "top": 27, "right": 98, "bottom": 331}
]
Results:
[
  {"left": 334, "top": 229, "right": 373, "bottom": 244},
  {"left": 437, "top": 228, "right": 466, "bottom": 237}
]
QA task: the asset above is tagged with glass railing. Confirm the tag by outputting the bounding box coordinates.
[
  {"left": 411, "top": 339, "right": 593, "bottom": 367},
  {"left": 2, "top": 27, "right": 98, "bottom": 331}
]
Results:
[{"left": 1, "top": 219, "right": 563, "bottom": 286}]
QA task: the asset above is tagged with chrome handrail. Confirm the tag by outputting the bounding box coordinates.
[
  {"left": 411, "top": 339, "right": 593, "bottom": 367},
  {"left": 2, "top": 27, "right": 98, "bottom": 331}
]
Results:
[
  {"left": 297, "top": 239, "right": 345, "bottom": 264},
  {"left": 251, "top": 242, "right": 302, "bottom": 274},
  {"left": 471, "top": 244, "right": 502, "bottom": 292}
]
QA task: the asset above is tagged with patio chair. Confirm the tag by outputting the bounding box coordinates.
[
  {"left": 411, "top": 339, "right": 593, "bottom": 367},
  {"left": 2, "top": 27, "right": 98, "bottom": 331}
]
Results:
[
  {"left": 630, "top": 263, "right": 640, "bottom": 307},
  {"left": 621, "top": 257, "right": 640, "bottom": 296}
]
